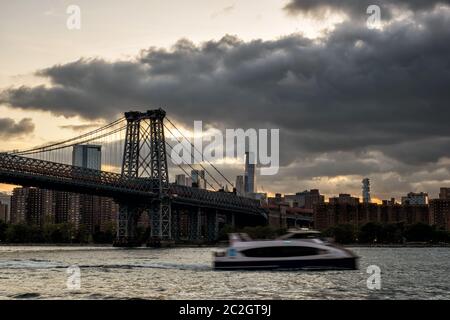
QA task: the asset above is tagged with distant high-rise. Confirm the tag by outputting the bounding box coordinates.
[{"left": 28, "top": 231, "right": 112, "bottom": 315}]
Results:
[
  {"left": 329, "top": 194, "right": 360, "bottom": 206},
  {"left": 244, "top": 152, "right": 256, "bottom": 195},
  {"left": 401, "top": 192, "right": 428, "bottom": 205},
  {"left": 284, "top": 189, "right": 325, "bottom": 209},
  {"left": 439, "top": 187, "right": 450, "bottom": 200},
  {"left": 72, "top": 145, "right": 102, "bottom": 170},
  {"left": 186, "top": 177, "right": 193, "bottom": 187},
  {"left": 10, "top": 187, "right": 54, "bottom": 226},
  {"left": 10, "top": 187, "right": 31, "bottom": 224},
  {"left": 362, "top": 178, "right": 371, "bottom": 204},
  {"left": 430, "top": 198, "right": 450, "bottom": 231},
  {"left": 235, "top": 175, "right": 244, "bottom": 196},
  {"left": 175, "top": 174, "right": 187, "bottom": 186},
  {"left": 191, "top": 170, "right": 206, "bottom": 189},
  {"left": 72, "top": 144, "right": 118, "bottom": 233}
]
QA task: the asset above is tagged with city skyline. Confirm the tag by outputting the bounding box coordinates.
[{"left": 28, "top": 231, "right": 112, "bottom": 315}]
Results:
[{"left": 1, "top": 0, "right": 450, "bottom": 200}]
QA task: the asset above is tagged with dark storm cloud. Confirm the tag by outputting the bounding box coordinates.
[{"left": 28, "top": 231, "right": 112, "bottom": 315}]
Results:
[
  {"left": 284, "top": 0, "right": 450, "bottom": 19},
  {"left": 0, "top": 118, "right": 34, "bottom": 138},
  {"left": 60, "top": 123, "right": 104, "bottom": 131},
  {"left": 1, "top": 7, "right": 450, "bottom": 195}
]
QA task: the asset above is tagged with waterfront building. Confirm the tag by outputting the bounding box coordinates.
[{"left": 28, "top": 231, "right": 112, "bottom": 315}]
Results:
[
  {"left": 10, "top": 187, "right": 29, "bottom": 224},
  {"left": 10, "top": 187, "right": 55, "bottom": 226},
  {"left": 439, "top": 188, "right": 450, "bottom": 200},
  {"left": 401, "top": 192, "right": 429, "bottom": 205},
  {"left": 284, "top": 189, "right": 325, "bottom": 209},
  {"left": 268, "top": 193, "right": 284, "bottom": 206},
  {"left": 430, "top": 199, "right": 450, "bottom": 231},
  {"left": 314, "top": 201, "right": 431, "bottom": 231},
  {"left": 329, "top": 194, "right": 360, "bottom": 206}
]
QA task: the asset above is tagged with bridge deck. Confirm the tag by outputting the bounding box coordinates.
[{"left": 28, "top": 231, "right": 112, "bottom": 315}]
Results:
[
  {"left": 0, "top": 153, "right": 155, "bottom": 199},
  {"left": 0, "top": 154, "right": 267, "bottom": 217}
]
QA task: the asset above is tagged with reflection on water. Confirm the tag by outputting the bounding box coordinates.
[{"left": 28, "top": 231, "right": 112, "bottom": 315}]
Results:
[{"left": 0, "top": 246, "right": 449, "bottom": 299}]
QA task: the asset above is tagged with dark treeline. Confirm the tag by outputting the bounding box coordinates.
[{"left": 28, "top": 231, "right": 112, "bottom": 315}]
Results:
[
  {"left": 1, "top": 221, "right": 449, "bottom": 245},
  {"left": 0, "top": 221, "right": 117, "bottom": 244},
  {"left": 323, "top": 222, "right": 450, "bottom": 244},
  {"left": 218, "top": 223, "right": 450, "bottom": 245}
]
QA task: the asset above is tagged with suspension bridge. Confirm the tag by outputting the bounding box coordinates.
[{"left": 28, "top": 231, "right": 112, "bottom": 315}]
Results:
[{"left": 0, "top": 109, "right": 267, "bottom": 246}]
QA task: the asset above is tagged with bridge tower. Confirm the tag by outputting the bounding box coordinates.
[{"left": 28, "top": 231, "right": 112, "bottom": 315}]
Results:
[{"left": 115, "top": 109, "right": 171, "bottom": 247}]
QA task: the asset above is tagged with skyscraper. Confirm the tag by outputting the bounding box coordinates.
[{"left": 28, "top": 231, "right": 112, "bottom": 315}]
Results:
[
  {"left": 191, "top": 170, "right": 206, "bottom": 189},
  {"left": 362, "top": 178, "right": 371, "bottom": 204},
  {"left": 244, "top": 152, "right": 255, "bottom": 195},
  {"left": 71, "top": 144, "right": 118, "bottom": 234},
  {"left": 175, "top": 174, "right": 187, "bottom": 186},
  {"left": 72, "top": 145, "right": 102, "bottom": 170}
]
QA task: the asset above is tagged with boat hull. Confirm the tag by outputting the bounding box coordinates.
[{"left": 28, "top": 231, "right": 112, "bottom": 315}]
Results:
[{"left": 214, "top": 257, "right": 358, "bottom": 271}]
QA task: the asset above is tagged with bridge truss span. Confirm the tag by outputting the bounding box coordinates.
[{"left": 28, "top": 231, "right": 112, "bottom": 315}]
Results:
[
  {"left": 1, "top": 108, "right": 269, "bottom": 246},
  {"left": 0, "top": 153, "right": 156, "bottom": 199}
]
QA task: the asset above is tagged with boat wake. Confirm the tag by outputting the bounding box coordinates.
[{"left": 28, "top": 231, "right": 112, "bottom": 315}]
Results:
[{"left": 0, "top": 259, "right": 211, "bottom": 271}]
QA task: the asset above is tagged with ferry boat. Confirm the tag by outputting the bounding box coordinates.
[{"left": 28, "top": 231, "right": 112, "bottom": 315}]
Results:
[{"left": 213, "top": 229, "right": 358, "bottom": 271}]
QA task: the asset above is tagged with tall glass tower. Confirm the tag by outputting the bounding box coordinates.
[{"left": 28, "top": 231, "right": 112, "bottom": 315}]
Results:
[{"left": 362, "top": 178, "right": 371, "bottom": 204}]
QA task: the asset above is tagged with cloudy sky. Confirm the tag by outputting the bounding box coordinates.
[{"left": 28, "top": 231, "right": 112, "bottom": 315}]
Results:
[{"left": 1, "top": 0, "right": 450, "bottom": 201}]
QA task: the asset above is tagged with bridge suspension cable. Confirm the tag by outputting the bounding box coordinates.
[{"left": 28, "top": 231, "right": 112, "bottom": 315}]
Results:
[
  {"left": 5, "top": 111, "right": 237, "bottom": 189},
  {"left": 163, "top": 124, "right": 223, "bottom": 191},
  {"left": 164, "top": 141, "right": 217, "bottom": 191},
  {"left": 10, "top": 118, "right": 125, "bottom": 156},
  {"left": 14, "top": 125, "right": 126, "bottom": 156},
  {"left": 165, "top": 116, "right": 235, "bottom": 189}
]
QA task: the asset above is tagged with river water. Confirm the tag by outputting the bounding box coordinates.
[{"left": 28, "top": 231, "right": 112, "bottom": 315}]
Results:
[{"left": 0, "top": 246, "right": 448, "bottom": 300}]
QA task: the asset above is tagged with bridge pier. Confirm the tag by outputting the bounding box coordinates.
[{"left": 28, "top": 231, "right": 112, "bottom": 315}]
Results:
[
  {"left": 114, "top": 204, "right": 140, "bottom": 247},
  {"left": 188, "top": 208, "right": 202, "bottom": 242},
  {"left": 229, "top": 212, "right": 236, "bottom": 229},
  {"left": 171, "top": 207, "right": 180, "bottom": 242},
  {"left": 148, "top": 197, "right": 173, "bottom": 247},
  {"left": 206, "top": 210, "right": 219, "bottom": 242}
]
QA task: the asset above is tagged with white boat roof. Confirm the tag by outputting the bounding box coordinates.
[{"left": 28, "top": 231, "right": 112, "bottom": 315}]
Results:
[{"left": 229, "top": 229, "right": 322, "bottom": 243}]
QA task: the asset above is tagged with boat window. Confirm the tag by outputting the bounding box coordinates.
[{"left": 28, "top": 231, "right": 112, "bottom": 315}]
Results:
[
  {"left": 241, "top": 246, "right": 321, "bottom": 258},
  {"left": 289, "top": 233, "right": 322, "bottom": 239},
  {"left": 278, "top": 232, "right": 323, "bottom": 240}
]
